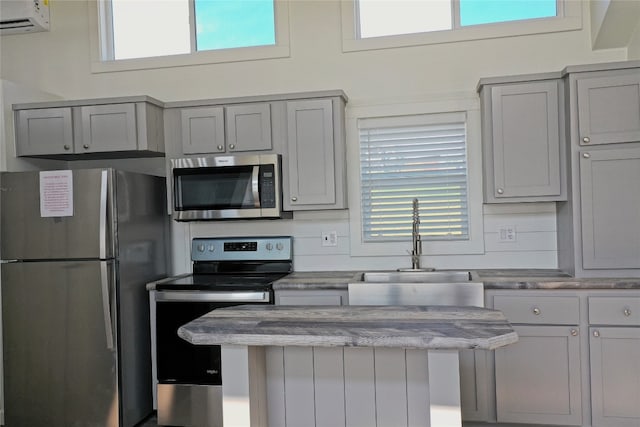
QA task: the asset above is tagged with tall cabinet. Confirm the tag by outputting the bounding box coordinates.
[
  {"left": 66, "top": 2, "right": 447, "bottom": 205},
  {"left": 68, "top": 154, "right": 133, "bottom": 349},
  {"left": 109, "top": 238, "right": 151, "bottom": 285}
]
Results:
[{"left": 557, "top": 61, "right": 640, "bottom": 278}]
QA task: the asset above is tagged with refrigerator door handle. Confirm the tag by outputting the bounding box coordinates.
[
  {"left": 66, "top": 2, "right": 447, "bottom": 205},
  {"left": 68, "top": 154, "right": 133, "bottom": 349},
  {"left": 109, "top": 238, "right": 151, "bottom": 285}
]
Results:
[
  {"left": 99, "top": 170, "right": 108, "bottom": 259},
  {"left": 100, "top": 261, "right": 115, "bottom": 350}
]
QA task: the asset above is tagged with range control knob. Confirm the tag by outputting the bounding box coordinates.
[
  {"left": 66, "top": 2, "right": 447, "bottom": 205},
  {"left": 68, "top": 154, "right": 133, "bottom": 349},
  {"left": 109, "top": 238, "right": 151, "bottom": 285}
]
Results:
[
  {"left": 196, "top": 244, "right": 205, "bottom": 252},
  {"left": 276, "top": 242, "right": 284, "bottom": 251},
  {"left": 208, "top": 245, "right": 215, "bottom": 252},
  {"left": 265, "top": 243, "right": 274, "bottom": 251}
]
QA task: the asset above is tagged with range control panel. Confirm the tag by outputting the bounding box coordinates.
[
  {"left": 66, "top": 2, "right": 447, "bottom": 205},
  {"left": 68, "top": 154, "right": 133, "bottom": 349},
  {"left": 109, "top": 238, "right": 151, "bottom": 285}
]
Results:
[{"left": 191, "top": 236, "right": 292, "bottom": 262}]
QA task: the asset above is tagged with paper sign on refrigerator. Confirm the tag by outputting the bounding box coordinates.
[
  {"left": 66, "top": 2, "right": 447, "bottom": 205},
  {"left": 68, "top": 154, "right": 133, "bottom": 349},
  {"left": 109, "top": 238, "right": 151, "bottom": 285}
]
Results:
[{"left": 39, "top": 170, "right": 73, "bottom": 217}]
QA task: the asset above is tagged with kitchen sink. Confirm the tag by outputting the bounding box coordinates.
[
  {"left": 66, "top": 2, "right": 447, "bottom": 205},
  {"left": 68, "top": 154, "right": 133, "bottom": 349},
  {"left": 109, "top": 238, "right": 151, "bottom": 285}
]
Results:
[{"left": 348, "top": 270, "right": 484, "bottom": 307}]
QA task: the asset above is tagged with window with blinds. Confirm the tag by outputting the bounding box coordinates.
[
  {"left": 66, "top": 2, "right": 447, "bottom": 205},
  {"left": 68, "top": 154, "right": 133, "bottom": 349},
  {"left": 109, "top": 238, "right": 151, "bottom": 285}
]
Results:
[{"left": 359, "top": 112, "right": 469, "bottom": 242}]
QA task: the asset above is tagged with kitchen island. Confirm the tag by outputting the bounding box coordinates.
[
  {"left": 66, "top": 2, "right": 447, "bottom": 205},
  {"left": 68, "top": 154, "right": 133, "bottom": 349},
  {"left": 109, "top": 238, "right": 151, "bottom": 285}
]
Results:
[{"left": 179, "top": 305, "right": 517, "bottom": 427}]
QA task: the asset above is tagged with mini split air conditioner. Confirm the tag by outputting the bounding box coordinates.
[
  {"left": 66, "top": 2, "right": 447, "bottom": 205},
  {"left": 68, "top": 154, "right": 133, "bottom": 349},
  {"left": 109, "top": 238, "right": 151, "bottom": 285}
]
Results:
[{"left": 0, "top": 0, "right": 50, "bottom": 35}]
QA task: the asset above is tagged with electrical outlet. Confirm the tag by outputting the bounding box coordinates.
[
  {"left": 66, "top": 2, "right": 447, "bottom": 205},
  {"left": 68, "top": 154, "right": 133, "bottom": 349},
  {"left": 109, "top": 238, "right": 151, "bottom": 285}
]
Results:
[
  {"left": 498, "top": 226, "right": 516, "bottom": 242},
  {"left": 321, "top": 231, "right": 338, "bottom": 247}
]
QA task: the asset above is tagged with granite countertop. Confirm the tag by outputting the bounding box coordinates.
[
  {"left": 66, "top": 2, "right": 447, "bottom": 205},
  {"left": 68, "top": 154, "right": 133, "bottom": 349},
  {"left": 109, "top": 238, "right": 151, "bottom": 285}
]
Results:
[
  {"left": 273, "top": 270, "right": 640, "bottom": 291},
  {"left": 178, "top": 305, "right": 518, "bottom": 350}
]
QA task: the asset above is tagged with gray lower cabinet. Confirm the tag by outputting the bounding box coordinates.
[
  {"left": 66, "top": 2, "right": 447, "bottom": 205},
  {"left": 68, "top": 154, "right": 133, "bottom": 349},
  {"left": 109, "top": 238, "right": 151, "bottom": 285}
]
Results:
[
  {"left": 14, "top": 98, "right": 165, "bottom": 158},
  {"left": 180, "top": 103, "right": 272, "bottom": 154},
  {"left": 589, "top": 327, "right": 640, "bottom": 427},
  {"left": 494, "top": 325, "right": 582, "bottom": 425},
  {"left": 478, "top": 77, "right": 566, "bottom": 203},
  {"left": 579, "top": 147, "right": 640, "bottom": 270},
  {"left": 588, "top": 296, "right": 640, "bottom": 427},
  {"left": 492, "top": 294, "right": 582, "bottom": 425},
  {"left": 283, "top": 97, "right": 347, "bottom": 210},
  {"left": 487, "top": 289, "right": 640, "bottom": 427},
  {"left": 576, "top": 70, "right": 640, "bottom": 146}
]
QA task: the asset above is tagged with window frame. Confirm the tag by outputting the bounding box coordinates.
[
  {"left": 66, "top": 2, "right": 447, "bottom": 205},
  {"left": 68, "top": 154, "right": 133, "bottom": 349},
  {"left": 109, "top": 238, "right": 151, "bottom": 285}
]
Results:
[
  {"left": 341, "top": 0, "right": 582, "bottom": 53},
  {"left": 346, "top": 96, "right": 485, "bottom": 257},
  {"left": 88, "top": 0, "right": 290, "bottom": 74}
]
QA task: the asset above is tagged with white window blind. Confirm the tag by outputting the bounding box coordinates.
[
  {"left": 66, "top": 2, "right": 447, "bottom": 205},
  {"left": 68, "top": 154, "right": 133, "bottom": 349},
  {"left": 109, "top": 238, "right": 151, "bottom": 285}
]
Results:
[{"left": 359, "top": 113, "right": 469, "bottom": 242}]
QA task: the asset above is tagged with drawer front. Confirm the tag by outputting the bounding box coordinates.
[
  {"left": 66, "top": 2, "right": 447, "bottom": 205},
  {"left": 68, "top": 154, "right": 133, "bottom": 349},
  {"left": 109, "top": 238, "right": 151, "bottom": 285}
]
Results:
[
  {"left": 589, "top": 296, "right": 640, "bottom": 325},
  {"left": 494, "top": 296, "right": 580, "bottom": 324}
]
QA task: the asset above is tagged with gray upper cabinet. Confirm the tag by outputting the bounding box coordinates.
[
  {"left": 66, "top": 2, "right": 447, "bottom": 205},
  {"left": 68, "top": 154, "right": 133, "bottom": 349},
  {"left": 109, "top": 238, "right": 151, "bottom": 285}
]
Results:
[
  {"left": 479, "top": 78, "right": 566, "bottom": 203},
  {"left": 180, "top": 103, "right": 272, "bottom": 155},
  {"left": 577, "top": 72, "right": 640, "bottom": 146},
  {"left": 580, "top": 147, "right": 640, "bottom": 270},
  {"left": 180, "top": 106, "right": 225, "bottom": 154},
  {"left": 283, "top": 97, "right": 347, "bottom": 210},
  {"left": 225, "top": 103, "right": 272, "bottom": 152},
  {"left": 15, "top": 107, "right": 73, "bottom": 156},
  {"left": 14, "top": 97, "right": 165, "bottom": 159},
  {"left": 78, "top": 103, "right": 138, "bottom": 153}
]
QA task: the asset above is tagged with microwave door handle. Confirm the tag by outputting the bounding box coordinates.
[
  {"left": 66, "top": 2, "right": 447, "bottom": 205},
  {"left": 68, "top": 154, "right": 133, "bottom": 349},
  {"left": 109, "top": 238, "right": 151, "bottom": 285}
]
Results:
[{"left": 252, "top": 165, "right": 260, "bottom": 208}]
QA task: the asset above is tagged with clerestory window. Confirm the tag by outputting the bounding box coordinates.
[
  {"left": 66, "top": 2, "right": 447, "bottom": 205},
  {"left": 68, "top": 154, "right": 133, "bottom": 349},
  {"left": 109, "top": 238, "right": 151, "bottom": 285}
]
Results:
[
  {"left": 342, "top": 0, "right": 581, "bottom": 52},
  {"left": 91, "top": 0, "right": 289, "bottom": 72},
  {"left": 357, "top": 0, "right": 558, "bottom": 39}
]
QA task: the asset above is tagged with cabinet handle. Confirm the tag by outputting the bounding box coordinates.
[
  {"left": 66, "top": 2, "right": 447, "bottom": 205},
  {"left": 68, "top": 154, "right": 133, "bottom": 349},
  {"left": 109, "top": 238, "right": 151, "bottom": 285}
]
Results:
[
  {"left": 229, "top": 144, "right": 235, "bottom": 150},
  {"left": 623, "top": 308, "right": 632, "bottom": 317},
  {"left": 593, "top": 330, "right": 600, "bottom": 338},
  {"left": 532, "top": 307, "right": 541, "bottom": 315},
  {"left": 291, "top": 197, "right": 297, "bottom": 202},
  {"left": 496, "top": 188, "right": 504, "bottom": 195},
  {"left": 582, "top": 136, "right": 590, "bottom": 144},
  {"left": 570, "top": 329, "right": 578, "bottom": 336},
  {"left": 217, "top": 145, "right": 224, "bottom": 151},
  {"left": 63, "top": 144, "right": 71, "bottom": 150},
  {"left": 83, "top": 144, "right": 90, "bottom": 149},
  {"left": 582, "top": 152, "right": 591, "bottom": 159}
]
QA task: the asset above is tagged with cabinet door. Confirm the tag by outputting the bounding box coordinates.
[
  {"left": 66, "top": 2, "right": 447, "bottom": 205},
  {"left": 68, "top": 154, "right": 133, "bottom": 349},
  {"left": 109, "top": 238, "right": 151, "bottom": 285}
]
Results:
[
  {"left": 78, "top": 103, "right": 138, "bottom": 153},
  {"left": 495, "top": 325, "right": 582, "bottom": 425},
  {"left": 285, "top": 99, "right": 336, "bottom": 208},
  {"left": 225, "top": 103, "right": 272, "bottom": 152},
  {"left": 580, "top": 147, "right": 640, "bottom": 269},
  {"left": 577, "top": 73, "right": 640, "bottom": 146},
  {"left": 181, "top": 107, "right": 225, "bottom": 154},
  {"left": 589, "top": 327, "right": 640, "bottom": 427},
  {"left": 15, "top": 107, "right": 74, "bottom": 156},
  {"left": 489, "top": 81, "right": 562, "bottom": 200}
]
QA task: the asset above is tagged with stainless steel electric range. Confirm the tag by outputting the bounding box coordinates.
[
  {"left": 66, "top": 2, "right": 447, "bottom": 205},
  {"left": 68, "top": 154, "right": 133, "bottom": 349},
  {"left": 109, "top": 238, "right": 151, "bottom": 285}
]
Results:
[{"left": 149, "top": 236, "right": 292, "bottom": 427}]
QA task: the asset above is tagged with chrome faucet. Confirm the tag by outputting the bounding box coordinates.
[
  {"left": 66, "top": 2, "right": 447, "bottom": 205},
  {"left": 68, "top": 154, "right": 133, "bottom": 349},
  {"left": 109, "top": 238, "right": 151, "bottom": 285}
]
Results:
[{"left": 411, "top": 198, "right": 422, "bottom": 270}]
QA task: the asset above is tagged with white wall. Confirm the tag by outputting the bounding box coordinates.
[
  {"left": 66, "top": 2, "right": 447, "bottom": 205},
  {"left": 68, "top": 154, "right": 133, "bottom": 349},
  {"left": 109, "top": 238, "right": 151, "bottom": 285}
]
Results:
[{"left": 0, "top": 1, "right": 632, "bottom": 273}]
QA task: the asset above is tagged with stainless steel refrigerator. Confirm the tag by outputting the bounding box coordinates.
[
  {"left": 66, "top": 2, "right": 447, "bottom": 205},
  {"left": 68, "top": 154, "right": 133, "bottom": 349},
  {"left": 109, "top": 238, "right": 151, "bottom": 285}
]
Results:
[{"left": 0, "top": 168, "right": 170, "bottom": 427}]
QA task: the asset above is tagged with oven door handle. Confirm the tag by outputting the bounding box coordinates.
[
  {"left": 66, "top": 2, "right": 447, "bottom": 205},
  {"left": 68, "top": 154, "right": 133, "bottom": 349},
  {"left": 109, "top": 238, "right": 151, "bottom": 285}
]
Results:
[{"left": 155, "top": 291, "right": 271, "bottom": 303}]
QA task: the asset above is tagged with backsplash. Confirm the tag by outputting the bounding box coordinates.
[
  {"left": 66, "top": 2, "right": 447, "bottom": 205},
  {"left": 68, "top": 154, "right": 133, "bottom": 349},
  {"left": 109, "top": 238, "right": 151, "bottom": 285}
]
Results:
[{"left": 171, "top": 202, "right": 556, "bottom": 273}]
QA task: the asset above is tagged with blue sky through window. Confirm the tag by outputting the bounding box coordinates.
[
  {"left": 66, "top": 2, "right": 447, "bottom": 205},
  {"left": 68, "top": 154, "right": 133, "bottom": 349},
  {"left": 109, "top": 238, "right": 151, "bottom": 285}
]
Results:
[
  {"left": 460, "top": 0, "right": 557, "bottom": 26},
  {"left": 195, "top": 0, "right": 276, "bottom": 51}
]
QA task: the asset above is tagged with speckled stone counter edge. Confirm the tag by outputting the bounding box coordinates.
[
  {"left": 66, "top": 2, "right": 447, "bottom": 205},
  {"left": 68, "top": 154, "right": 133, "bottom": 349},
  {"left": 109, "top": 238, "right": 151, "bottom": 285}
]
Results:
[{"left": 272, "top": 270, "right": 640, "bottom": 291}]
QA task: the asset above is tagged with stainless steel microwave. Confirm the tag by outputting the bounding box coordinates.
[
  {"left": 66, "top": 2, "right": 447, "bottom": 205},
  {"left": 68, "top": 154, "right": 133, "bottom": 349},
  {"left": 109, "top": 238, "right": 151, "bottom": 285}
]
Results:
[{"left": 170, "top": 154, "right": 291, "bottom": 221}]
